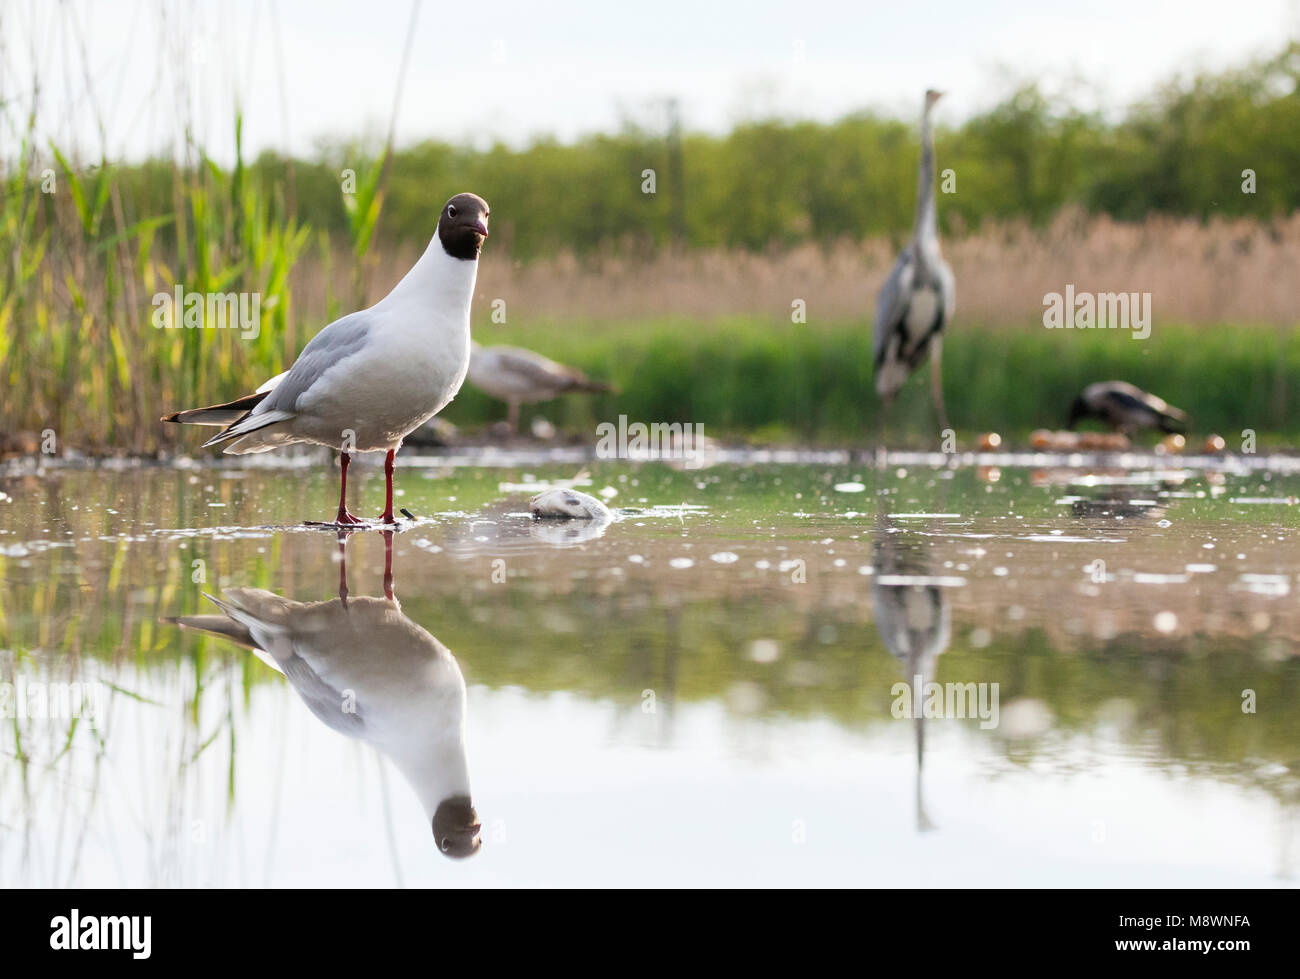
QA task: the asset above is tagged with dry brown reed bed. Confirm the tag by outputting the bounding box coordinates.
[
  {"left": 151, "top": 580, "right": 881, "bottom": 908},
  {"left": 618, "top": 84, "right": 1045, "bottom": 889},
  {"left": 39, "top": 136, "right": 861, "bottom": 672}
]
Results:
[{"left": 310, "top": 209, "right": 1300, "bottom": 328}]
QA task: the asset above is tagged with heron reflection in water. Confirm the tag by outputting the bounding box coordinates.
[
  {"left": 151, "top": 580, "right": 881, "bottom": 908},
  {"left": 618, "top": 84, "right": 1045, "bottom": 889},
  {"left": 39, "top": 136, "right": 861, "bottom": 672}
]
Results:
[{"left": 871, "top": 513, "right": 952, "bottom": 832}]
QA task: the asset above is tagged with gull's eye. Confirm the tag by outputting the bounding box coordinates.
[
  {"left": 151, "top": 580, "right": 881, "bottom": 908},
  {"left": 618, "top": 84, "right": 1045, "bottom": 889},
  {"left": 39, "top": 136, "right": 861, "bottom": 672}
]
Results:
[{"left": 447, "top": 204, "right": 458, "bottom": 218}]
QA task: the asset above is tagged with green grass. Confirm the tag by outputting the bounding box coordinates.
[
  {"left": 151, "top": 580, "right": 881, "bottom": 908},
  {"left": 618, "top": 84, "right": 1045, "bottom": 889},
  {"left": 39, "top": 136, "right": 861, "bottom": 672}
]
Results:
[{"left": 450, "top": 317, "right": 1300, "bottom": 446}]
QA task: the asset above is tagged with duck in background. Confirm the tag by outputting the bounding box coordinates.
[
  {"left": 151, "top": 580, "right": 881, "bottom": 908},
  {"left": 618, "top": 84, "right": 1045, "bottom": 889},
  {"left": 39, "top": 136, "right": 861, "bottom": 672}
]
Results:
[{"left": 1066, "top": 381, "right": 1188, "bottom": 439}]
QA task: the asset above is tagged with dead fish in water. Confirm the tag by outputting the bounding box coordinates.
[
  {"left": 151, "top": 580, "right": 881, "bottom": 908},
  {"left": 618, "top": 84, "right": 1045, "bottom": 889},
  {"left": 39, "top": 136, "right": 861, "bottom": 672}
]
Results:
[{"left": 529, "top": 488, "right": 612, "bottom": 521}]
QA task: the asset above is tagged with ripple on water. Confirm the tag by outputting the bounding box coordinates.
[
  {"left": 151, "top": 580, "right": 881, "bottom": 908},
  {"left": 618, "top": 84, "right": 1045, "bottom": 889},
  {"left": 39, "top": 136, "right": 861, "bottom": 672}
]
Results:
[
  {"left": 874, "top": 574, "right": 967, "bottom": 587},
  {"left": 1233, "top": 574, "right": 1291, "bottom": 596}
]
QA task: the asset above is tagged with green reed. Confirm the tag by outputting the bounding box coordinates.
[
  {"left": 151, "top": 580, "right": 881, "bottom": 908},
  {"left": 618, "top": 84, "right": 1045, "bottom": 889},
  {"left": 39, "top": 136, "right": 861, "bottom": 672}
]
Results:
[{"left": 1, "top": 110, "right": 313, "bottom": 455}]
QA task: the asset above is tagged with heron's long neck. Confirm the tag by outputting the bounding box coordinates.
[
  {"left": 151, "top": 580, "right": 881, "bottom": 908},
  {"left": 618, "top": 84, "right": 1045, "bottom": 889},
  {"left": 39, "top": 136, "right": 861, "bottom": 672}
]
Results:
[
  {"left": 912, "top": 104, "right": 938, "bottom": 248},
  {"left": 377, "top": 237, "right": 478, "bottom": 326}
]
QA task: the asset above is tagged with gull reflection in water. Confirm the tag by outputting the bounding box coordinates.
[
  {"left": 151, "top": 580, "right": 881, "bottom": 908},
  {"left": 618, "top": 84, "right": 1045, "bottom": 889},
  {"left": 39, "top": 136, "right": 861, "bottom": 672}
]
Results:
[
  {"left": 172, "top": 530, "right": 481, "bottom": 859},
  {"left": 871, "top": 514, "right": 952, "bottom": 833}
]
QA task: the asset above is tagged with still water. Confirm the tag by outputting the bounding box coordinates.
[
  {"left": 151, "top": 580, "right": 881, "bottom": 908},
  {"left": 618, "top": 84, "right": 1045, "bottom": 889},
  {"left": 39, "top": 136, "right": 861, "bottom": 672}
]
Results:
[{"left": 1, "top": 454, "right": 1297, "bottom": 887}]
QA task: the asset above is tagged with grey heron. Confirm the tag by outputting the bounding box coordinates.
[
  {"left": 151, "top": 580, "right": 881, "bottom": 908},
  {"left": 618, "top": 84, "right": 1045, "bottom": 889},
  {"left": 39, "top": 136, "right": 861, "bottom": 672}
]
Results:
[
  {"left": 873, "top": 89, "right": 955, "bottom": 436},
  {"left": 1066, "top": 381, "right": 1188, "bottom": 438},
  {"left": 467, "top": 341, "right": 615, "bottom": 434}
]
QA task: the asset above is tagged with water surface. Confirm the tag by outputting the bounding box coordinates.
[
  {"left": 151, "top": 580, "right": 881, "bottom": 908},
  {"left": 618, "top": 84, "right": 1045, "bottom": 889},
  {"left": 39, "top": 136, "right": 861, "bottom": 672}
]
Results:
[{"left": 1, "top": 455, "right": 1296, "bottom": 886}]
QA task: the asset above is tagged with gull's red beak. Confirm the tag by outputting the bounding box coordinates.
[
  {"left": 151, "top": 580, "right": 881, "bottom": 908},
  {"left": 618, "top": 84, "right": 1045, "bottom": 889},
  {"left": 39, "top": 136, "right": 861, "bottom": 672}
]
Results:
[{"left": 474, "top": 218, "right": 489, "bottom": 237}]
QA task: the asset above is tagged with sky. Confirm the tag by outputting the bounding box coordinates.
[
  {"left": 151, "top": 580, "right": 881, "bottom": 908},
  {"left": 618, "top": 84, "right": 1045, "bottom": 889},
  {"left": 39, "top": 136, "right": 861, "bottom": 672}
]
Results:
[{"left": 3, "top": 0, "right": 1298, "bottom": 163}]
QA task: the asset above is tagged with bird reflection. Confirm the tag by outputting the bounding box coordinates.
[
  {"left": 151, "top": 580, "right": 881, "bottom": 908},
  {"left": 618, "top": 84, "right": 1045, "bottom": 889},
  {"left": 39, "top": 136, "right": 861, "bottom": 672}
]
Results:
[
  {"left": 1067, "top": 491, "right": 1168, "bottom": 521},
  {"left": 871, "top": 513, "right": 951, "bottom": 832},
  {"left": 1029, "top": 468, "right": 1177, "bottom": 521},
  {"left": 172, "top": 531, "right": 481, "bottom": 859}
]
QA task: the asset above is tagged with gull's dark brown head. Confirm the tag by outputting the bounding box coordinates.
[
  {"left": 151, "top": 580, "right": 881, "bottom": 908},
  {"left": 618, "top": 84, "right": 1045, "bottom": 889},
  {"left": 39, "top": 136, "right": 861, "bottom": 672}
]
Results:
[
  {"left": 432, "top": 795, "right": 482, "bottom": 859},
  {"left": 437, "top": 193, "right": 490, "bottom": 261}
]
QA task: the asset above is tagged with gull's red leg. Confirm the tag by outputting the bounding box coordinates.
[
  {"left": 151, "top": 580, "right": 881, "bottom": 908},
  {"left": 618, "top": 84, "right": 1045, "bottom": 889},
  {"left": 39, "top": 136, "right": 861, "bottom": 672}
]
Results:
[
  {"left": 334, "top": 451, "right": 365, "bottom": 525},
  {"left": 381, "top": 529, "right": 395, "bottom": 600},
  {"left": 377, "top": 449, "right": 397, "bottom": 524},
  {"left": 337, "top": 531, "right": 350, "bottom": 602}
]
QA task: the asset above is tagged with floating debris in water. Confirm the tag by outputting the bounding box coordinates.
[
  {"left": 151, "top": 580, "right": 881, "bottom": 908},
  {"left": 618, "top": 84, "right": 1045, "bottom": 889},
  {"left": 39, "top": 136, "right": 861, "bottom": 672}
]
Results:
[{"left": 529, "top": 489, "right": 611, "bottom": 521}]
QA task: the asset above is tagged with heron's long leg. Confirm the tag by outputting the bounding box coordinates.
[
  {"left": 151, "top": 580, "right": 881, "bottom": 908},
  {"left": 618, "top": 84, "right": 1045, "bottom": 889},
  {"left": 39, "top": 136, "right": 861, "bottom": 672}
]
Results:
[
  {"left": 875, "top": 395, "right": 893, "bottom": 466},
  {"left": 506, "top": 401, "right": 519, "bottom": 434},
  {"left": 929, "top": 337, "right": 950, "bottom": 437}
]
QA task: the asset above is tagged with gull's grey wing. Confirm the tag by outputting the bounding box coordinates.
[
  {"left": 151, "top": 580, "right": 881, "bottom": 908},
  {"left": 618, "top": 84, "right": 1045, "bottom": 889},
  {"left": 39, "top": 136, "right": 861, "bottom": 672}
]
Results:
[
  {"left": 493, "top": 346, "right": 587, "bottom": 388},
  {"left": 873, "top": 248, "right": 915, "bottom": 367},
  {"left": 258, "top": 310, "right": 374, "bottom": 415},
  {"left": 279, "top": 652, "right": 366, "bottom": 736}
]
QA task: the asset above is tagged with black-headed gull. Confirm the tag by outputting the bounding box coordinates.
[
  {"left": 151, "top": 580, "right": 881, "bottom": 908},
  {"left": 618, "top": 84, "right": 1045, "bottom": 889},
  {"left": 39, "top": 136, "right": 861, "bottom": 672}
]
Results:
[
  {"left": 467, "top": 342, "right": 613, "bottom": 433},
  {"left": 163, "top": 193, "right": 490, "bottom": 525}
]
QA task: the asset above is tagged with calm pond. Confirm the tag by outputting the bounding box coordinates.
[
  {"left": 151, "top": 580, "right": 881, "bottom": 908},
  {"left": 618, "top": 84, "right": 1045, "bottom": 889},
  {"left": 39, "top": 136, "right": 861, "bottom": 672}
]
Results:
[{"left": 1, "top": 454, "right": 1297, "bottom": 886}]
